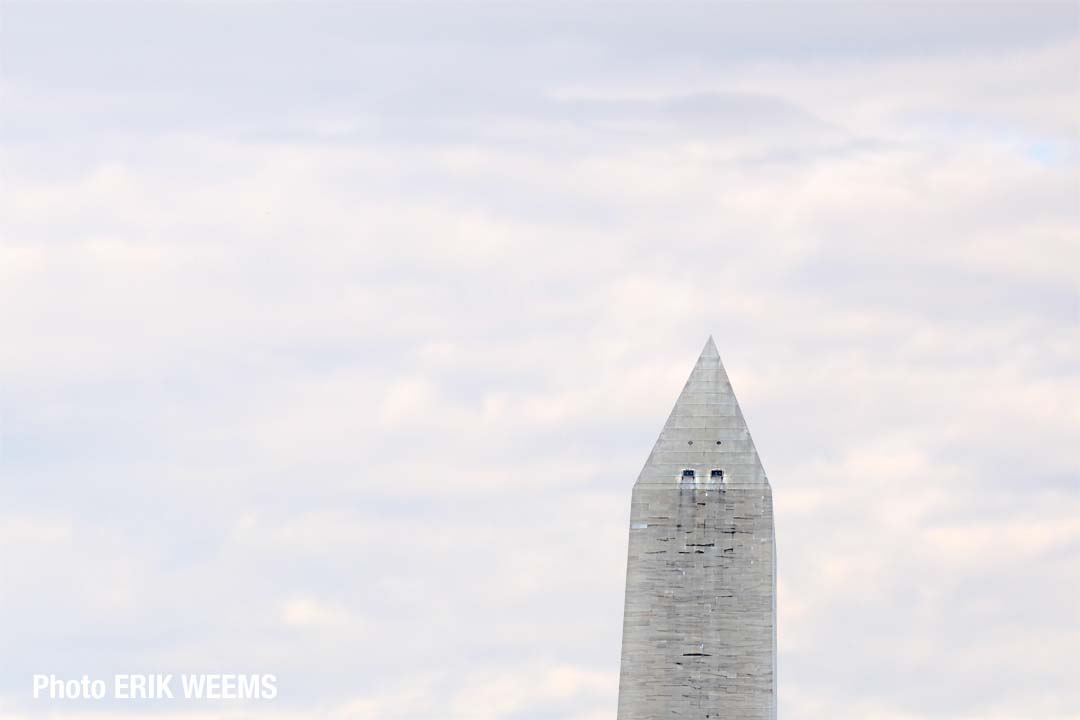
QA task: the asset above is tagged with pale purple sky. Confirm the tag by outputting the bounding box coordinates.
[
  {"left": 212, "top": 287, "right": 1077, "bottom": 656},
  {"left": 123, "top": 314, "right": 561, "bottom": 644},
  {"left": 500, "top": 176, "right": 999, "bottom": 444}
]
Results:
[{"left": 1, "top": 2, "right": 1078, "bottom": 719}]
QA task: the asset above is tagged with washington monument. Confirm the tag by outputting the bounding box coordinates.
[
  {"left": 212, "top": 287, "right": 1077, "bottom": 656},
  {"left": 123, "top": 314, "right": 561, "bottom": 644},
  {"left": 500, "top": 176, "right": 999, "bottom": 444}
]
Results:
[{"left": 617, "top": 338, "right": 777, "bottom": 719}]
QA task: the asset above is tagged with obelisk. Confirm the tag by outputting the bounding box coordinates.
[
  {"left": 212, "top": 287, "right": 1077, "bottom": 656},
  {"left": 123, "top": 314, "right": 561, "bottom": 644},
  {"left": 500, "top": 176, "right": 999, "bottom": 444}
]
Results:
[{"left": 617, "top": 338, "right": 777, "bottom": 719}]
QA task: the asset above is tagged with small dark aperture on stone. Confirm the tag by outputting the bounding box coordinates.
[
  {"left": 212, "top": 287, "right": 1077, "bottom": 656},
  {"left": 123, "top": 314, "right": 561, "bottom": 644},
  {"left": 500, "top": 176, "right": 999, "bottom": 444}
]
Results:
[
  {"left": 710, "top": 469, "right": 724, "bottom": 479},
  {"left": 682, "top": 469, "right": 696, "bottom": 478},
  {"left": 716, "top": 440, "right": 722, "bottom": 445}
]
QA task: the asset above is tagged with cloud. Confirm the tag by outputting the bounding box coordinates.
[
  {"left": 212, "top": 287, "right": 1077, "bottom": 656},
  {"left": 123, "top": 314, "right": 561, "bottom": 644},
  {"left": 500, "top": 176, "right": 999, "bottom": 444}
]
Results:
[{"left": 1, "top": 2, "right": 1077, "bottom": 719}]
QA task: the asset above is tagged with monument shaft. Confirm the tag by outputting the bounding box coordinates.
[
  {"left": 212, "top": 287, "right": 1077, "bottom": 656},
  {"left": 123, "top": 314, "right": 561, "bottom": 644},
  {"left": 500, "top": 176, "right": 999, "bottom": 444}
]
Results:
[{"left": 617, "top": 339, "right": 776, "bottom": 719}]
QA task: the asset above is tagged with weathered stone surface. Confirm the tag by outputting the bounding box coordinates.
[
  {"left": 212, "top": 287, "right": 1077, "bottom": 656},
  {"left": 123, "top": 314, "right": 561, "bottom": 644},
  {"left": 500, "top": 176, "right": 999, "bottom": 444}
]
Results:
[{"left": 617, "top": 338, "right": 776, "bottom": 720}]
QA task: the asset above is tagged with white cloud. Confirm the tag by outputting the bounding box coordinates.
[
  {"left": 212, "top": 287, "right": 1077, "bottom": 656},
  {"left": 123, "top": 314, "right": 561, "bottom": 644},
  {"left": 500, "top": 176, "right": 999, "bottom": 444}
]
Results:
[{"left": 1, "top": 3, "right": 1076, "bottom": 719}]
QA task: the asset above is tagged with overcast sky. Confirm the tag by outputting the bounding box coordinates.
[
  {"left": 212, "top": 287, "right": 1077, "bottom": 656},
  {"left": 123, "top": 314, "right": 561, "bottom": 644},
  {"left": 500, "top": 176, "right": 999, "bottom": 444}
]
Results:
[{"left": 1, "top": 2, "right": 1078, "bottom": 719}]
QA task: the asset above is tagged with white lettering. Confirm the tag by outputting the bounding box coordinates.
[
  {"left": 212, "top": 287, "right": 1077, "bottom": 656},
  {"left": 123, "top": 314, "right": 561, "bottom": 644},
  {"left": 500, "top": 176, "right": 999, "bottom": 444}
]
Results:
[
  {"left": 156, "top": 674, "right": 174, "bottom": 699},
  {"left": 238, "top": 674, "right": 258, "bottom": 698},
  {"left": 33, "top": 675, "right": 105, "bottom": 700},
  {"left": 181, "top": 674, "right": 205, "bottom": 698},
  {"left": 32, "top": 673, "right": 277, "bottom": 701}
]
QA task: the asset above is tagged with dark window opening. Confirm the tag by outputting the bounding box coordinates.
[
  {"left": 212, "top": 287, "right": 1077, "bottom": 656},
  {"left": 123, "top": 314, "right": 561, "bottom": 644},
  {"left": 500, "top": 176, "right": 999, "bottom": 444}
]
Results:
[
  {"left": 682, "top": 469, "right": 696, "bottom": 478},
  {"left": 710, "top": 469, "right": 724, "bottom": 479}
]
